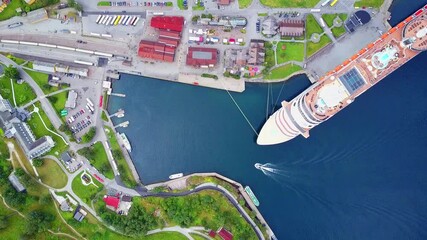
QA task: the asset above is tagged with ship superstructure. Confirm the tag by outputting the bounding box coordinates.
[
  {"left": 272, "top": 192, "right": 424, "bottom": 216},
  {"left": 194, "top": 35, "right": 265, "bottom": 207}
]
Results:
[{"left": 257, "top": 6, "right": 427, "bottom": 145}]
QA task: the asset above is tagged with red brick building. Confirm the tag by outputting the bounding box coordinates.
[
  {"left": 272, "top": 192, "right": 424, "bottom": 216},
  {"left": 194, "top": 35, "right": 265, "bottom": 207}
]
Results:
[{"left": 138, "top": 40, "right": 175, "bottom": 62}]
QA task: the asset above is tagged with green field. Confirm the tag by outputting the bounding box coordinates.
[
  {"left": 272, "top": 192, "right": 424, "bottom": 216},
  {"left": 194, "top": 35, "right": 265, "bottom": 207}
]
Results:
[
  {"left": 265, "top": 64, "right": 303, "bottom": 80},
  {"left": 322, "top": 14, "right": 348, "bottom": 38},
  {"left": 35, "top": 158, "right": 68, "bottom": 189},
  {"left": 264, "top": 42, "right": 275, "bottom": 68},
  {"left": 48, "top": 90, "right": 68, "bottom": 116},
  {"left": 0, "top": 74, "right": 37, "bottom": 107},
  {"left": 260, "top": 0, "right": 318, "bottom": 8},
  {"left": 190, "top": 233, "right": 207, "bottom": 240},
  {"left": 77, "top": 142, "right": 114, "bottom": 179},
  {"left": 307, "top": 34, "right": 332, "bottom": 57},
  {"left": 354, "top": 0, "right": 385, "bottom": 8},
  {"left": 276, "top": 42, "right": 305, "bottom": 64},
  {"left": 192, "top": 4, "right": 205, "bottom": 11},
  {"left": 104, "top": 126, "right": 137, "bottom": 188},
  {"left": 6, "top": 54, "right": 26, "bottom": 65},
  {"left": 24, "top": 69, "right": 59, "bottom": 95},
  {"left": 0, "top": 0, "right": 60, "bottom": 21},
  {"left": 26, "top": 102, "right": 69, "bottom": 157},
  {"left": 145, "top": 232, "right": 188, "bottom": 240},
  {"left": 238, "top": 0, "right": 253, "bottom": 8},
  {"left": 0, "top": 154, "right": 79, "bottom": 239},
  {"left": 306, "top": 14, "right": 324, "bottom": 37},
  {"left": 71, "top": 171, "right": 103, "bottom": 205}
]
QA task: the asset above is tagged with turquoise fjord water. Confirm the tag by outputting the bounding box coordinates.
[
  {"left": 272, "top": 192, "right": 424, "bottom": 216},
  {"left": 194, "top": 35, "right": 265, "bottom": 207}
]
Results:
[{"left": 109, "top": 2, "right": 427, "bottom": 239}]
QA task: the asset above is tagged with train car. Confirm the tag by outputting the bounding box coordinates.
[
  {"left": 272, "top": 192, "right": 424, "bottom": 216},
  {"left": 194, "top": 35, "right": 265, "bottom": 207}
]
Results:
[
  {"left": 19, "top": 41, "right": 37, "bottom": 46},
  {"left": 94, "top": 51, "right": 113, "bottom": 57},
  {"left": 57, "top": 45, "right": 76, "bottom": 51},
  {"left": 74, "top": 60, "right": 94, "bottom": 66},
  {"left": 76, "top": 49, "right": 94, "bottom": 54},
  {"left": 0, "top": 40, "right": 19, "bottom": 44},
  {"left": 39, "top": 43, "right": 56, "bottom": 48}
]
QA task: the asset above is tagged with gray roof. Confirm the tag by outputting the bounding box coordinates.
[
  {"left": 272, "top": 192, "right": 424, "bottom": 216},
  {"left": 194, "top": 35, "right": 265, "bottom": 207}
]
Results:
[
  {"left": 121, "top": 195, "right": 132, "bottom": 202},
  {"left": 8, "top": 173, "right": 26, "bottom": 192},
  {"left": 73, "top": 212, "right": 84, "bottom": 222},
  {"left": 192, "top": 51, "right": 213, "bottom": 60},
  {"left": 61, "top": 151, "right": 72, "bottom": 163}
]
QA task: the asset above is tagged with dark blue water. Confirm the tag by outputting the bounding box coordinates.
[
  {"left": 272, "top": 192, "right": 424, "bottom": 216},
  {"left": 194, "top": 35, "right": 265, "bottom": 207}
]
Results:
[{"left": 109, "top": 2, "right": 427, "bottom": 239}]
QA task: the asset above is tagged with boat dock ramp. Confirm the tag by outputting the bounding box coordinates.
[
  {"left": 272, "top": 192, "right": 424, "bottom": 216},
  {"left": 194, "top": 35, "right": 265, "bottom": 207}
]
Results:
[{"left": 114, "top": 121, "right": 129, "bottom": 128}]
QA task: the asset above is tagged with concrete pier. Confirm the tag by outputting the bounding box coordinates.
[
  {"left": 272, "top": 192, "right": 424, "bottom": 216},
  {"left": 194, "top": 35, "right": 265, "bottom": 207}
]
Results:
[{"left": 114, "top": 121, "right": 129, "bottom": 128}]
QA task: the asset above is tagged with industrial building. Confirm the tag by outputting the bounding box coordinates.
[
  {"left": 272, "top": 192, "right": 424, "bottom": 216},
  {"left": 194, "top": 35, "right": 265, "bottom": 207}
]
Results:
[
  {"left": 186, "top": 47, "right": 218, "bottom": 68},
  {"left": 150, "top": 16, "right": 185, "bottom": 32},
  {"left": 33, "top": 61, "right": 89, "bottom": 77},
  {"left": 0, "top": 94, "right": 55, "bottom": 159},
  {"left": 138, "top": 40, "right": 175, "bottom": 62}
]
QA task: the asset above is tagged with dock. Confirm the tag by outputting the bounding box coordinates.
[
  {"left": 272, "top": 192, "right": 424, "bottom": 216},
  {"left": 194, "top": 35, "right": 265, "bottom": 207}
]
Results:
[
  {"left": 110, "top": 93, "right": 126, "bottom": 97},
  {"left": 109, "top": 108, "right": 125, "bottom": 118},
  {"left": 114, "top": 121, "right": 129, "bottom": 128}
]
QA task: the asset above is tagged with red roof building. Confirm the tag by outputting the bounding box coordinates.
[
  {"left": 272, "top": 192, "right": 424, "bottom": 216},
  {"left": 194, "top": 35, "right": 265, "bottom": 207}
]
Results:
[
  {"left": 158, "top": 29, "right": 181, "bottom": 39},
  {"left": 103, "top": 196, "right": 120, "bottom": 210},
  {"left": 159, "top": 37, "right": 180, "bottom": 47},
  {"left": 138, "top": 40, "right": 175, "bottom": 62},
  {"left": 186, "top": 47, "right": 218, "bottom": 67},
  {"left": 218, "top": 227, "right": 233, "bottom": 240},
  {"left": 209, "top": 230, "right": 217, "bottom": 238},
  {"left": 150, "top": 16, "right": 184, "bottom": 32}
]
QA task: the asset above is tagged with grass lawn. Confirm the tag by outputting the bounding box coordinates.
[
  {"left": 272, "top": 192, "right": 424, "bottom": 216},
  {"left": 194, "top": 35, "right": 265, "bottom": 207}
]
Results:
[
  {"left": 101, "top": 110, "right": 109, "bottom": 122},
  {"left": 177, "top": 0, "right": 186, "bottom": 10},
  {"left": 260, "top": 0, "right": 318, "bottom": 8},
  {"left": 48, "top": 90, "right": 68, "bottom": 115},
  {"left": 35, "top": 158, "right": 68, "bottom": 188},
  {"left": 26, "top": 102, "right": 69, "bottom": 157},
  {"left": 0, "top": 0, "right": 59, "bottom": 21},
  {"left": 104, "top": 126, "right": 137, "bottom": 187},
  {"left": 24, "top": 69, "right": 60, "bottom": 95},
  {"left": 354, "top": 0, "right": 385, "bottom": 8},
  {"left": 238, "top": 0, "right": 253, "bottom": 8},
  {"left": 0, "top": 75, "right": 37, "bottom": 107},
  {"left": 190, "top": 233, "right": 208, "bottom": 240},
  {"left": 276, "top": 42, "right": 305, "bottom": 64},
  {"left": 331, "top": 26, "right": 346, "bottom": 38},
  {"left": 264, "top": 42, "right": 275, "bottom": 67},
  {"left": 192, "top": 4, "right": 205, "bottom": 10},
  {"left": 265, "top": 64, "right": 303, "bottom": 80},
  {"left": 24, "top": 61, "right": 33, "bottom": 69},
  {"left": 5, "top": 54, "right": 26, "bottom": 65},
  {"left": 145, "top": 232, "right": 188, "bottom": 240},
  {"left": 324, "top": 13, "right": 348, "bottom": 26},
  {"left": 307, "top": 34, "right": 332, "bottom": 57},
  {"left": 77, "top": 142, "right": 115, "bottom": 179},
  {"left": 71, "top": 171, "right": 103, "bottom": 205},
  {"left": 306, "top": 14, "right": 324, "bottom": 37}
]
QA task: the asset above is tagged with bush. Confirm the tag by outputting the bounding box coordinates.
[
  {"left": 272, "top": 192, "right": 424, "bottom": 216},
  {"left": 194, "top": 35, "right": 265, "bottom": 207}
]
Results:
[
  {"left": 201, "top": 73, "right": 218, "bottom": 80},
  {"left": 81, "top": 127, "right": 96, "bottom": 143},
  {"left": 33, "top": 159, "right": 44, "bottom": 167},
  {"left": 97, "top": 1, "right": 111, "bottom": 6}
]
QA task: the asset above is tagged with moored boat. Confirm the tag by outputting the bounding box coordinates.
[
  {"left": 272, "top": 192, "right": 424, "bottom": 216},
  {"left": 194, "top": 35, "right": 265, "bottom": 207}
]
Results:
[
  {"left": 245, "top": 186, "right": 260, "bottom": 206},
  {"left": 119, "top": 133, "right": 132, "bottom": 152},
  {"left": 169, "top": 173, "right": 184, "bottom": 179}
]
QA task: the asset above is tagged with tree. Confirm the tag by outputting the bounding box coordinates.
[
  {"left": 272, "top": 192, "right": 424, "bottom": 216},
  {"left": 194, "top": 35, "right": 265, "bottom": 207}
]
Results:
[
  {"left": 74, "top": 3, "right": 83, "bottom": 12},
  {"left": 24, "top": 6, "right": 31, "bottom": 12},
  {"left": 33, "top": 159, "right": 44, "bottom": 167},
  {"left": 4, "top": 65, "right": 20, "bottom": 80},
  {"left": 67, "top": 0, "right": 76, "bottom": 7},
  {"left": 25, "top": 210, "right": 55, "bottom": 235},
  {"left": 15, "top": 168, "right": 25, "bottom": 177},
  {"left": 0, "top": 215, "right": 9, "bottom": 230},
  {"left": 112, "top": 149, "right": 122, "bottom": 160}
]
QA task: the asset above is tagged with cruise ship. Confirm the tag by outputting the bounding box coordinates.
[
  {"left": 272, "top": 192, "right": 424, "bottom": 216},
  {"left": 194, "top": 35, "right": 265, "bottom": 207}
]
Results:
[
  {"left": 119, "top": 133, "right": 132, "bottom": 152},
  {"left": 257, "top": 6, "right": 427, "bottom": 145}
]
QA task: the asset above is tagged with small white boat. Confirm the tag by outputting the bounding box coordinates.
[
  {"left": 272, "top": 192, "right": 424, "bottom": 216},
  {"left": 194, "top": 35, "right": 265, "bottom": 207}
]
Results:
[
  {"left": 119, "top": 133, "right": 132, "bottom": 152},
  {"left": 169, "top": 173, "right": 184, "bottom": 179}
]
